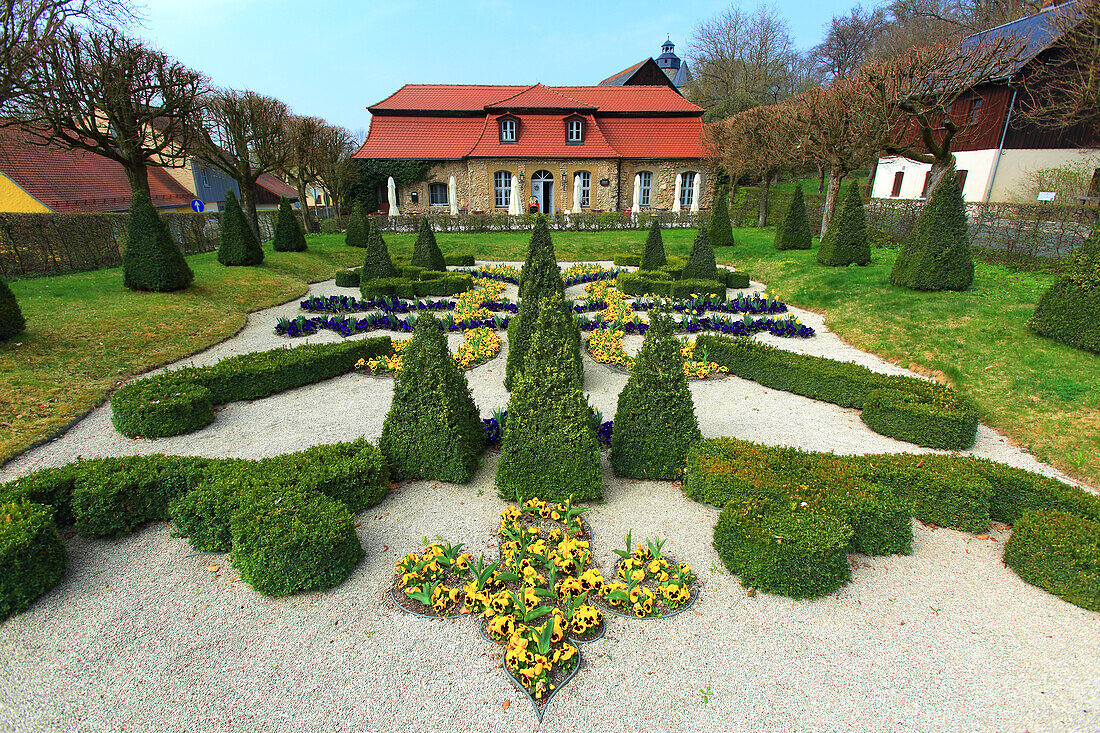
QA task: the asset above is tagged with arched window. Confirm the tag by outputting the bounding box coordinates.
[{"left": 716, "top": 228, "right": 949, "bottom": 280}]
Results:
[
  {"left": 680, "top": 171, "right": 697, "bottom": 209},
  {"left": 494, "top": 171, "right": 512, "bottom": 208},
  {"left": 575, "top": 171, "right": 591, "bottom": 208},
  {"left": 499, "top": 117, "right": 517, "bottom": 143},
  {"left": 637, "top": 171, "right": 653, "bottom": 207}
]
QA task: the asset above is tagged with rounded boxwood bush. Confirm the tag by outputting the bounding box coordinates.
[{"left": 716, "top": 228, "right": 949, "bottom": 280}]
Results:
[
  {"left": 709, "top": 182, "right": 735, "bottom": 247},
  {"left": 345, "top": 202, "right": 369, "bottom": 248},
  {"left": 123, "top": 189, "right": 194, "bottom": 292},
  {"left": 774, "top": 185, "right": 812, "bottom": 251},
  {"left": 889, "top": 172, "right": 973, "bottom": 291},
  {"left": 817, "top": 182, "right": 870, "bottom": 267},
  {"left": 380, "top": 313, "right": 484, "bottom": 483},
  {"left": 111, "top": 377, "right": 215, "bottom": 439},
  {"left": 861, "top": 382, "right": 979, "bottom": 450},
  {"left": 713, "top": 498, "right": 852, "bottom": 600},
  {"left": 168, "top": 467, "right": 264, "bottom": 553},
  {"left": 229, "top": 487, "right": 365, "bottom": 597},
  {"left": 611, "top": 314, "right": 701, "bottom": 479},
  {"left": 1004, "top": 509, "right": 1100, "bottom": 612},
  {"left": 641, "top": 220, "right": 667, "bottom": 270},
  {"left": 1027, "top": 229, "right": 1100, "bottom": 354},
  {"left": 218, "top": 189, "right": 264, "bottom": 266},
  {"left": 682, "top": 225, "right": 719, "bottom": 281},
  {"left": 272, "top": 196, "right": 307, "bottom": 252},
  {"left": 334, "top": 269, "right": 361, "bottom": 288},
  {"left": 411, "top": 217, "right": 446, "bottom": 271},
  {"left": 1, "top": 501, "right": 66, "bottom": 621}
]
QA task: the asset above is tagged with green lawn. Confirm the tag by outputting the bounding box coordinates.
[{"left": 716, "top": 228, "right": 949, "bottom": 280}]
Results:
[{"left": 3, "top": 228, "right": 1096, "bottom": 489}]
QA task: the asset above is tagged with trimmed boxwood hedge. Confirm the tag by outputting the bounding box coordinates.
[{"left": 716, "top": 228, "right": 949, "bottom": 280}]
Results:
[
  {"left": 683, "top": 226, "right": 719, "bottom": 281},
  {"left": 111, "top": 337, "right": 392, "bottom": 438},
  {"left": 643, "top": 220, "right": 668, "bottom": 269},
  {"left": 721, "top": 269, "right": 750, "bottom": 289},
  {"left": 359, "top": 272, "right": 474, "bottom": 299},
  {"left": 1027, "top": 229, "right": 1100, "bottom": 354},
  {"left": 774, "top": 185, "right": 812, "bottom": 251},
  {"left": 889, "top": 172, "right": 973, "bottom": 291},
  {"left": 1, "top": 501, "right": 67, "bottom": 621},
  {"left": 217, "top": 189, "right": 264, "bottom": 267},
  {"left": 445, "top": 254, "right": 476, "bottom": 267},
  {"left": 614, "top": 254, "right": 642, "bottom": 268},
  {"left": 411, "top": 217, "right": 446, "bottom": 271},
  {"left": 1003, "top": 509, "right": 1100, "bottom": 612},
  {"left": 123, "top": 189, "right": 194, "bottom": 292},
  {"left": 817, "top": 182, "right": 870, "bottom": 267},
  {"left": 272, "top": 197, "right": 308, "bottom": 253},
  {"left": 695, "top": 335, "right": 979, "bottom": 449},
  {"left": 617, "top": 271, "right": 726, "bottom": 301},
  {"left": 334, "top": 269, "right": 361, "bottom": 288},
  {"left": 0, "top": 276, "right": 25, "bottom": 341},
  {"left": 345, "top": 202, "right": 369, "bottom": 248}
]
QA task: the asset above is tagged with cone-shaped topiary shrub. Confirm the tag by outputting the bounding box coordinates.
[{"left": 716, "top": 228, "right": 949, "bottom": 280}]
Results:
[
  {"left": 709, "top": 182, "right": 735, "bottom": 247},
  {"left": 890, "top": 172, "right": 973, "bottom": 290},
  {"left": 123, "top": 189, "right": 194, "bottom": 291},
  {"left": 411, "top": 217, "right": 446, "bottom": 271},
  {"left": 345, "top": 202, "right": 369, "bottom": 248},
  {"left": 1028, "top": 229, "right": 1100, "bottom": 353},
  {"left": 272, "top": 197, "right": 307, "bottom": 252},
  {"left": 682, "top": 225, "right": 719, "bottom": 281},
  {"left": 0, "top": 277, "right": 26, "bottom": 341},
  {"left": 817, "top": 182, "right": 870, "bottom": 267},
  {"left": 497, "top": 298, "right": 602, "bottom": 503},
  {"left": 774, "top": 185, "right": 812, "bottom": 251},
  {"left": 641, "top": 219, "right": 667, "bottom": 270},
  {"left": 505, "top": 216, "right": 569, "bottom": 391},
  {"left": 217, "top": 189, "right": 264, "bottom": 266},
  {"left": 379, "top": 313, "right": 483, "bottom": 482},
  {"left": 1, "top": 500, "right": 67, "bottom": 621},
  {"left": 360, "top": 217, "right": 399, "bottom": 284},
  {"left": 610, "top": 313, "right": 702, "bottom": 479}
]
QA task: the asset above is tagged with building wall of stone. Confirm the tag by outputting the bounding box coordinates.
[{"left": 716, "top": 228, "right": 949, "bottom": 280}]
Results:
[{"left": 393, "top": 157, "right": 711, "bottom": 215}]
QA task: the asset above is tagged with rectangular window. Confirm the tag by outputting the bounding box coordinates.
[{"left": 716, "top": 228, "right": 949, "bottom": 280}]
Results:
[
  {"left": 680, "top": 172, "right": 696, "bottom": 208},
  {"left": 968, "top": 98, "right": 983, "bottom": 124},
  {"left": 494, "top": 171, "right": 512, "bottom": 208},
  {"left": 500, "top": 119, "right": 516, "bottom": 143},
  {"left": 957, "top": 169, "right": 968, "bottom": 193},
  {"left": 891, "top": 171, "right": 904, "bottom": 197},
  {"left": 576, "top": 171, "right": 591, "bottom": 207},
  {"left": 921, "top": 171, "right": 932, "bottom": 198},
  {"left": 568, "top": 119, "right": 583, "bottom": 143},
  {"left": 201, "top": 168, "right": 209, "bottom": 188},
  {"left": 638, "top": 171, "right": 652, "bottom": 207},
  {"left": 429, "top": 182, "right": 448, "bottom": 206}
]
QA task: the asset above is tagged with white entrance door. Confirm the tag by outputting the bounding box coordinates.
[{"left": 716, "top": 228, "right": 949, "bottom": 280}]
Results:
[{"left": 531, "top": 170, "right": 554, "bottom": 214}]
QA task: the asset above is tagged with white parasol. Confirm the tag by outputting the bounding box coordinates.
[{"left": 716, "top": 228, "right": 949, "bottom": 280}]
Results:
[
  {"left": 690, "top": 172, "right": 703, "bottom": 213},
  {"left": 631, "top": 173, "right": 641, "bottom": 214},
  {"left": 672, "top": 173, "right": 682, "bottom": 213},
  {"left": 572, "top": 174, "right": 582, "bottom": 214},
  {"left": 508, "top": 173, "right": 521, "bottom": 216},
  {"left": 387, "top": 176, "right": 400, "bottom": 216},
  {"left": 448, "top": 175, "right": 457, "bottom": 216}
]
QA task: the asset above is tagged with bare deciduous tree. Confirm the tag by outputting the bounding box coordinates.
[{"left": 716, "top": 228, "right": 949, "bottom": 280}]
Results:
[
  {"left": 813, "top": 5, "right": 887, "bottom": 79},
  {"left": 196, "top": 89, "right": 290, "bottom": 237},
  {"left": 312, "top": 123, "right": 357, "bottom": 218},
  {"left": 16, "top": 26, "right": 206, "bottom": 198},
  {"left": 284, "top": 114, "right": 324, "bottom": 232}
]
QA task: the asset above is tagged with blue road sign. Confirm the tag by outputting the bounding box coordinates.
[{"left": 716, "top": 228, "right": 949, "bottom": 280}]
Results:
[{"left": 190, "top": 199, "right": 205, "bottom": 213}]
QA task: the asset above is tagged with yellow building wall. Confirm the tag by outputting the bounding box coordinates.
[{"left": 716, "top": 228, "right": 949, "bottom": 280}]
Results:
[{"left": 0, "top": 172, "right": 51, "bottom": 213}]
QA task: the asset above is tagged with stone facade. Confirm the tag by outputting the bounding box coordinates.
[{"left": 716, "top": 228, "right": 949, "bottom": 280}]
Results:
[{"left": 394, "top": 158, "right": 713, "bottom": 215}]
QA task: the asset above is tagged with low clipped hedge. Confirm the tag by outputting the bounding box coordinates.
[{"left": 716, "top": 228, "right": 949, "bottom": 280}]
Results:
[
  {"left": 714, "top": 498, "right": 852, "bottom": 600},
  {"left": 721, "top": 269, "right": 750, "bottom": 289},
  {"left": 111, "top": 337, "right": 391, "bottom": 438},
  {"left": 360, "top": 272, "right": 474, "bottom": 300},
  {"left": 1003, "top": 509, "right": 1100, "bottom": 612},
  {"left": 614, "top": 254, "right": 641, "bottom": 268},
  {"left": 444, "top": 254, "right": 476, "bottom": 267},
  {"left": 695, "top": 335, "right": 979, "bottom": 449},
  {"left": 618, "top": 271, "right": 726, "bottom": 301},
  {"left": 1, "top": 501, "right": 67, "bottom": 621},
  {"left": 334, "top": 269, "right": 361, "bottom": 288}
]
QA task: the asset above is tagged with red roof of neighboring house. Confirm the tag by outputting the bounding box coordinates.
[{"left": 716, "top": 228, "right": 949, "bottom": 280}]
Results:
[
  {"left": 369, "top": 84, "right": 702, "bottom": 114},
  {"left": 0, "top": 124, "right": 195, "bottom": 212},
  {"left": 256, "top": 173, "right": 299, "bottom": 201}
]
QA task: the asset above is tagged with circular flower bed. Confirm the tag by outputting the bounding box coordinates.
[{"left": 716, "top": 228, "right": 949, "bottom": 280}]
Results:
[
  {"left": 357, "top": 327, "right": 502, "bottom": 375},
  {"left": 586, "top": 329, "right": 729, "bottom": 380}
]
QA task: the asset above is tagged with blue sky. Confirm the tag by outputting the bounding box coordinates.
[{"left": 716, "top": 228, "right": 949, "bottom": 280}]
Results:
[{"left": 138, "top": 0, "right": 862, "bottom": 134}]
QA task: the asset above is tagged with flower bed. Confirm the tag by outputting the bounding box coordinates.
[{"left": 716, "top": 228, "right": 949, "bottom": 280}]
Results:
[
  {"left": 357, "top": 327, "right": 502, "bottom": 375},
  {"left": 586, "top": 330, "right": 730, "bottom": 380},
  {"left": 463, "top": 263, "right": 620, "bottom": 287},
  {"left": 390, "top": 500, "right": 700, "bottom": 721}
]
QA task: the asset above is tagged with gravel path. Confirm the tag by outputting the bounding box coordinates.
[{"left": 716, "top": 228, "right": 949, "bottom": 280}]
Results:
[{"left": 1, "top": 263, "right": 1097, "bottom": 732}]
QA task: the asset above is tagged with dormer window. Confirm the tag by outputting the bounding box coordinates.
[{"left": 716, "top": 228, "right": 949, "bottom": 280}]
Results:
[
  {"left": 565, "top": 116, "right": 584, "bottom": 145},
  {"left": 499, "top": 117, "right": 517, "bottom": 143}
]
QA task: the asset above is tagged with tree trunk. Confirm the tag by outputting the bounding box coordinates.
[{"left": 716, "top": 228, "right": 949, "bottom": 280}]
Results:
[
  {"left": 821, "top": 166, "right": 844, "bottom": 238},
  {"left": 123, "top": 161, "right": 152, "bottom": 202},
  {"left": 817, "top": 166, "right": 825, "bottom": 194},
  {"left": 758, "top": 173, "right": 770, "bottom": 228},
  {"left": 926, "top": 152, "right": 956, "bottom": 198},
  {"left": 239, "top": 176, "right": 261, "bottom": 241},
  {"left": 295, "top": 174, "right": 314, "bottom": 233}
]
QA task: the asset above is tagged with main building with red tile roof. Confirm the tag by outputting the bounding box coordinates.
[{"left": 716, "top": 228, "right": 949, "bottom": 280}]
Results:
[{"left": 354, "top": 81, "right": 712, "bottom": 215}]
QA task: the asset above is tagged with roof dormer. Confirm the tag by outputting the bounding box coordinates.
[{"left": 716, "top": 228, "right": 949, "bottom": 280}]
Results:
[
  {"left": 498, "top": 114, "right": 519, "bottom": 144},
  {"left": 564, "top": 113, "right": 585, "bottom": 145}
]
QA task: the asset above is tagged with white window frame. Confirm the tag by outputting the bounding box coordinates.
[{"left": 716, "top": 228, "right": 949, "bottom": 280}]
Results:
[
  {"left": 500, "top": 118, "right": 516, "bottom": 143},
  {"left": 568, "top": 119, "right": 583, "bottom": 143},
  {"left": 680, "top": 171, "right": 696, "bottom": 209},
  {"left": 428, "top": 182, "right": 448, "bottom": 206},
  {"left": 638, "top": 171, "right": 652, "bottom": 207},
  {"left": 494, "top": 171, "right": 512, "bottom": 208},
  {"left": 577, "top": 171, "right": 591, "bottom": 208}
]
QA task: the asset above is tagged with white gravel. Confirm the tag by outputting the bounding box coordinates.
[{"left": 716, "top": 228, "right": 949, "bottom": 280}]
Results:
[{"left": 1, "top": 262, "right": 1097, "bottom": 732}]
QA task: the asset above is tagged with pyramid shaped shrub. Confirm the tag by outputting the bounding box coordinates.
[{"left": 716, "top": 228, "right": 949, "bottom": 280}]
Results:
[
  {"left": 1028, "top": 229, "right": 1100, "bottom": 354},
  {"left": 345, "top": 202, "right": 368, "bottom": 248},
  {"left": 641, "top": 219, "right": 667, "bottom": 270},
  {"left": 496, "top": 298, "right": 602, "bottom": 503},
  {"left": 682, "top": 225, "right": 719, "bottom": 281},
  {"left": 610, "top": 313, "right": 702, "bottom": 479},
  {"left": 411, "top": 217, "right": 446, "bottom": 271},
  {"left": 272, "top": 197, "right": 307, "bottom": 252},
  {"left": 709, "top": 182, "right": 735, "bottom": 247},
  {"left": 0, "top": 277, "right": 26, "bottom": 341},
  {"left": 379, "top": 312, "right": 484, "bottom": 482},
  {"left": 360, "top": 217, "right": 399, "bottom": 284},
  {"left": 123, "top": 189, "right": 194, "bottom": 291},
  {"left": 774, "top": 186, "right": 812, "bottom": 251},
  {"left": 817, "top": 182, "right": 870, "bottom": 267},
  {"left": 889, "top": 173, "right": 973, "bottom": 291},
  {"left": 217, "top": 189, "right": 264, "bottom": 266}
]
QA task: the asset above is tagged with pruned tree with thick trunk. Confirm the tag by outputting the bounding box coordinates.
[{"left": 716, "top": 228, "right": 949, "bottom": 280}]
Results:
[
  {"left": 14, "top": 25, "right": 205, "bottom": 199},
  {"left": 194, "top": 88, "right": 289, "bottom": 239},
  {"left": 313, "top": 123, "right": 357, "bottom": 218},
  {"left": 284, "top": 114, "right": 323, "bottom": 234}
]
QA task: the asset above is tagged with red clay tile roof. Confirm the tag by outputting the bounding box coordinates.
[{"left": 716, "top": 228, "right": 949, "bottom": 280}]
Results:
[
  {"left": 467, "top": 114, "right": 618, "bottom": 158},
  {"left": 369, "top": 84, "right": 702, "bottom": 114},
  {"left": 485, "top": 84, "right": 596, "bottom": 110},
  {"left": 0, "top": 124, "right": 195, "bottom": 212},
  {"left": 597, "top": 117, "right": 707, "bottom": 158},
  {"left": 599, "top": 60, "right": 648, "bottom": 86},
  {"left": 355, "top": 116, "right": 488, "bottom": 159},
  {"left": 256, "top": 173, "right": 299, "bottom": 200}
]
